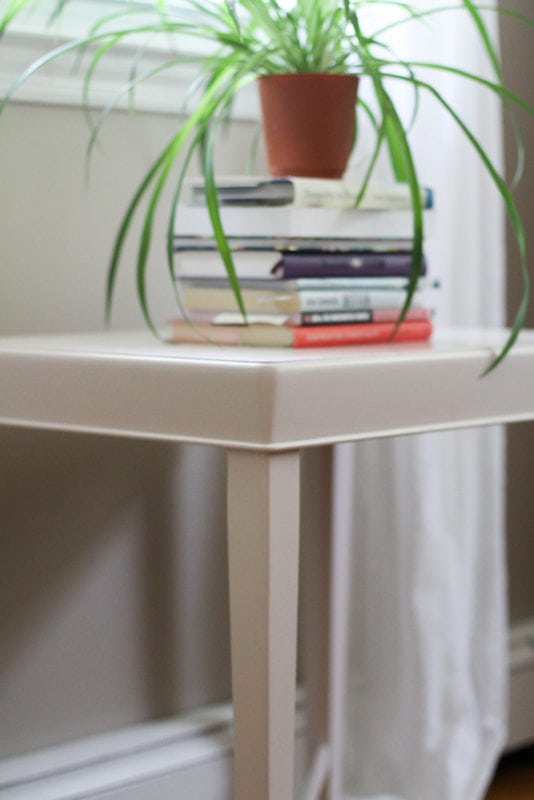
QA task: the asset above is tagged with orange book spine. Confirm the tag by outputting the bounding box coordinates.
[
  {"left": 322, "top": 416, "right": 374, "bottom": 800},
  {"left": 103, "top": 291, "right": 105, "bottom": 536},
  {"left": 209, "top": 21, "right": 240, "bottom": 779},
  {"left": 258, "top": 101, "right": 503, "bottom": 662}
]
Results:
[{"left": 289, "top": 319, "right": 433, "bottom": 347}]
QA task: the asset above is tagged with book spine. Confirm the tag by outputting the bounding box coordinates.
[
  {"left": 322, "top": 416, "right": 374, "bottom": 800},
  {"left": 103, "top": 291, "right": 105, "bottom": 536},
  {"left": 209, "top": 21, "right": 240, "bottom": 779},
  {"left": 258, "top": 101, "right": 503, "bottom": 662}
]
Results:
[
  {"left": 180, "top": 276, "right": 412, "bottom": 290},
  {"left": 174, "top": 237, "right": 414, "bottom": 253},
  {"left": 301, "top": 307, "right": 429, "bottom": 325},
  {"left": 292, "top": 277, "right": 411, "bottom": 290},
  {"left": 177, "top": 306, "right": 430, "bottom": 327},
  {"left": 175, "top": 205, "right": 431, "bottom": 240},
  {"left": 300, "top": 310, "right": 372, "bottom": 325},
  {"left": 290, "top": 319, "right": 433, "bottom": 347},
  {"left": 181, "top": 287, "right": 421, "bottom": 313},
  {"left": 281, "top": 252, "right": 427, "bottom": 279},
  {"left": 290, "top": 179, "right": 433, "bottom": 210},
  {"left": 297, "top": 288, "right": 417, "bottom": 312}
]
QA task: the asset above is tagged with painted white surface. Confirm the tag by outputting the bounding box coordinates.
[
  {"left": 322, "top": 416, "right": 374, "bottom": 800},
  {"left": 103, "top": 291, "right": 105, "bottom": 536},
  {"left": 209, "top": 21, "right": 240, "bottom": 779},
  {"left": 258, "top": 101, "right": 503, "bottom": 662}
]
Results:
[
  {"left": 0, "top": 705, "right": 304, "bottom": 800},
  {"left": 0, "top": 2, "right": 260, "bottom": 118},
  {"left": 0, "top": 328, "right": 533, "bottom": 450},
  {"left": 0, "top": 702, "right": 306, "bottom": 800},
  {"left": 0, "top": 103, "right": 262, "bottom": 758}
]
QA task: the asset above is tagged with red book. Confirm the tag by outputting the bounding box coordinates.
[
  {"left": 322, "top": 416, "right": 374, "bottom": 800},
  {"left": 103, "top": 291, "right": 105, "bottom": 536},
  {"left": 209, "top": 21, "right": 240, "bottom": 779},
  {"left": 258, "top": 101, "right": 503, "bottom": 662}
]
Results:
[{"left": 167, "top": 319, "right": 433, "bottom": 348}]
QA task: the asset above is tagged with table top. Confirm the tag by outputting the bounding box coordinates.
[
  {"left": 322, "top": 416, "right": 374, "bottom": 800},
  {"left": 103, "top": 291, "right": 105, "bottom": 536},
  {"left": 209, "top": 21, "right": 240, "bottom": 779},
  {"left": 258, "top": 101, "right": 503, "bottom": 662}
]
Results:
[{"left": 1, "top": 327, "right": 533, "bottom": 450}]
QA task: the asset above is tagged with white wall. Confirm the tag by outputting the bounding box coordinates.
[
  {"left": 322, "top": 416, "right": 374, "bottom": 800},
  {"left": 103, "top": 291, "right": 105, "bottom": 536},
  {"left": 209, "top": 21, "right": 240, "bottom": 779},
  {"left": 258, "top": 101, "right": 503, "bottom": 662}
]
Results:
[
  {"left": 0, "top": 103, "right": 260, "bottom": 334},
  {"left": 0, "top": 101, "right": 264, "bottom": 758},
  {"left": 499, "top": 0, "right": 534, "bottom": 625}
]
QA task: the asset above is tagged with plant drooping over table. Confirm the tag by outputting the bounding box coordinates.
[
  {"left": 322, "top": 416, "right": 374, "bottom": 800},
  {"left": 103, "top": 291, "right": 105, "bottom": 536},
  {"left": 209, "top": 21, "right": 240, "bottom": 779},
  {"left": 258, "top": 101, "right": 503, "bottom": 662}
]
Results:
[{"left": 1, "top": 0, "right": 532, "bottom": 372}]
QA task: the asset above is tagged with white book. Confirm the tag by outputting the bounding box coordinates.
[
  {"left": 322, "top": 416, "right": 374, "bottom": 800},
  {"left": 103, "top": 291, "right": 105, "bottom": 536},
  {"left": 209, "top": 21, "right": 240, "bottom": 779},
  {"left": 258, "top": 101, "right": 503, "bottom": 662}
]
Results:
[
  {"left": 175, "top": 249, "right": 283, "bottom": 279},
  {"left": 180, "top": 284, "right": 423, "bottom": 314},
  {"left": 180, "top": 276, "right": 422, "bottom": 291},
  {"left": 187, "top": 176, "right": 434, "bottom": 210},
  {"left": 174, "top": 203, "right": 433, "bottom": 241}
]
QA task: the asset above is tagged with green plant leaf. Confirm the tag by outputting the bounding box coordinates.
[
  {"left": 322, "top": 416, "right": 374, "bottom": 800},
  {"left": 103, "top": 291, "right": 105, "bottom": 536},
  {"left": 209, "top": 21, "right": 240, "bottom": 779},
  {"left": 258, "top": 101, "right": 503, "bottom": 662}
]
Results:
[
  {"left": 200, "top": 128, "right": 247, "bottom": 320},
  {"left": 105, "top": 141, "right": 176, "bottom": 326},
  {"left": 382, "top": 69, "right": 530, "bottom": 374},
  {"left": 344, "top": 0, "right": 425, "bottom": 323},
  {"left": 165, "top": 131, "right": 205, "bottom": 317},
  {"left": 0, "top": 0, "right": 32, "bottom": 37}
]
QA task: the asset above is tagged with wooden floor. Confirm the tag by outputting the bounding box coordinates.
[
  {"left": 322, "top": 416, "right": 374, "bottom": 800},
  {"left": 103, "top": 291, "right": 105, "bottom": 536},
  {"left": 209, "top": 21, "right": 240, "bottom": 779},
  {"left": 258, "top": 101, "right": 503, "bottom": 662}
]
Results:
[{"left": 484, "top": 746, "right": 534, "bottom": 799}]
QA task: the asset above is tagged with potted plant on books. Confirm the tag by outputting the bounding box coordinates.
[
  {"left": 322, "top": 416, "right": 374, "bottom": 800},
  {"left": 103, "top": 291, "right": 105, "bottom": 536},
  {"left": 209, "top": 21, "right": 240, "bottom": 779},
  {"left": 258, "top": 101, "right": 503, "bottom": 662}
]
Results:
[{"left": 1, "top": 0, "right": 532, "bottom": 370}]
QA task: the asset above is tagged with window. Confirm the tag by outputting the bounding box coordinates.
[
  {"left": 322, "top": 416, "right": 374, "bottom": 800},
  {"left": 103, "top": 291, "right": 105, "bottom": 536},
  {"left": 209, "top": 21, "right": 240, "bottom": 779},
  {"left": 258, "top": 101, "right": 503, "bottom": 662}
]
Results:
[{"left": 0, "top": 0, "right": 259, "bottom": 118}]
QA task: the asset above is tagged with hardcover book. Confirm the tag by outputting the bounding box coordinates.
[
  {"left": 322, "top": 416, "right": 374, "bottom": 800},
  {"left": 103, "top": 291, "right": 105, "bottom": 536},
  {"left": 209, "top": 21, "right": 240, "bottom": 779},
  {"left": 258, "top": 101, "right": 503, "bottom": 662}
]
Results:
[
  {"left": 179, "top": 285, "right": 423, "bottom": 314},
  {"left": 184, "top": 307, "right": 431, "bottom": 327},
  {"left": 187, "top": 176, "right": 434, "bottom": 210},
  {"left": 174, "top": 204, "right": 434, "bottom": 241},
  {"left": 167, "top": 318, "right": 433, "bottom": 348},
  {"left": 176, "top": 249, "right": 283, "bottom": 279},
  {"left": 173, "top": 235, "right": 414, "bottom": 253},
  {"left": 174, "top": 249, "right": 427, "bottom": 280},
  {"left": 180, "top": 276, "right": 425, "bottom": 291},
  {"left": 280, "top": 251, "right": 427, "bottom": 278}
]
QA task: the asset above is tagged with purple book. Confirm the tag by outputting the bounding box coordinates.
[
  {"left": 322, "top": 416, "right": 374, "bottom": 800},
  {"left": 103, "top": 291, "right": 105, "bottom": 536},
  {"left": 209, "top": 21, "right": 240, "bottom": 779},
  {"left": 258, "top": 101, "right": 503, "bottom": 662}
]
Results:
[{"left": 278, "top": 251, "right": 427, "bottom": 278}]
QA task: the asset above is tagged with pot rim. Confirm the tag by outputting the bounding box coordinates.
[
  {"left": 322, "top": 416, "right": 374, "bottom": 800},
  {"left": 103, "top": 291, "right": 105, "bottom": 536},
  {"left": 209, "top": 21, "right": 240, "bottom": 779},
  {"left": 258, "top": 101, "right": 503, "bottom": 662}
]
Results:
[{"left": 257, "top": 72, "right": 358, "bottom": 82}]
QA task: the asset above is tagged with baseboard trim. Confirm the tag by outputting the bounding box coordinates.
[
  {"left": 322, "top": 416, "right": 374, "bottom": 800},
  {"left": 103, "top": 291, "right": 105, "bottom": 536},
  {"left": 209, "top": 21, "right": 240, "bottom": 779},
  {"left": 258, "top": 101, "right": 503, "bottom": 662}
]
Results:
[
  {"left": 0, "top": 701, "right": 306, "bottom": 800},
  {"left": 508, "top": 618, "right": 534, "bottom": 750},
  {"left": 3, "top": 621, "right": 533, "bottom": 800}
]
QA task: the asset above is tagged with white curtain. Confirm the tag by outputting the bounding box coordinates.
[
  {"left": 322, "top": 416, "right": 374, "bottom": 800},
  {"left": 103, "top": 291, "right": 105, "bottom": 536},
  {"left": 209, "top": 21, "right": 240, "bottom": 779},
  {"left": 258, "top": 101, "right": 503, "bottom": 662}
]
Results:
[{"left": 343, "top": 3, "right": 507, "bottom": 799}]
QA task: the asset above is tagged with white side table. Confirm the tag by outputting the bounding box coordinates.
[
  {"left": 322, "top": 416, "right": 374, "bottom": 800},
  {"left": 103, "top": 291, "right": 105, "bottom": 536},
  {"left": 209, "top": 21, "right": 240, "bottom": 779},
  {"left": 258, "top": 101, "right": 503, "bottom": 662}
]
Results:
[{"left": 1, "top": 328, "right": 534, "bottom": 800}]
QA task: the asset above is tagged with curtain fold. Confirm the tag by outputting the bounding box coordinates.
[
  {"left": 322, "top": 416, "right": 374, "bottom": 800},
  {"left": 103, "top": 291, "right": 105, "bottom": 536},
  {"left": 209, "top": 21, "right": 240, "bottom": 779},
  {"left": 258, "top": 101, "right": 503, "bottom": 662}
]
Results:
[{"left": 344, "top": 3, "right": 507, "bottom": 798}]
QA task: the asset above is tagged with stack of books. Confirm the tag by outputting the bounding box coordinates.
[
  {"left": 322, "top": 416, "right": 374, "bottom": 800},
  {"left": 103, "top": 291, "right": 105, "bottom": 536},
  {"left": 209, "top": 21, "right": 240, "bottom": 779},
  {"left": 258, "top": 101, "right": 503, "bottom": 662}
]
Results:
[{"left": 168, "top": 176, "right": 435, "bottom": 348}]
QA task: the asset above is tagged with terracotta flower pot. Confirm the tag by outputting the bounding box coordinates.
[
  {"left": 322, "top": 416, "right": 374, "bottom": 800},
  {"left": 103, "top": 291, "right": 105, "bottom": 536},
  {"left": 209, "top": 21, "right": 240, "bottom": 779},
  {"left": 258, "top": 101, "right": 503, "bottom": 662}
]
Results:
[{"left": 258, "top": 72, "right": 359, "bottom": 179}]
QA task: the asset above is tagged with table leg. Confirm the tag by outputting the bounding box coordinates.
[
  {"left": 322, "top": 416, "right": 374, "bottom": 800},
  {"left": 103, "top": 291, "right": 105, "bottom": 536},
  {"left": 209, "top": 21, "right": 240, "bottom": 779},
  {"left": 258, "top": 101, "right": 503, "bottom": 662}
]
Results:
[
  {"left": 300, "top": 447, "right": 333, "bottom": 800},
  {"left": 227, "top": 448, "right": 300, "bottom": 800},
  {"left": 301, "top": 444, "right": 356, "bottom": 800},
  {"left": 327, "top": 444, "right": 356, "bottom": 800}
]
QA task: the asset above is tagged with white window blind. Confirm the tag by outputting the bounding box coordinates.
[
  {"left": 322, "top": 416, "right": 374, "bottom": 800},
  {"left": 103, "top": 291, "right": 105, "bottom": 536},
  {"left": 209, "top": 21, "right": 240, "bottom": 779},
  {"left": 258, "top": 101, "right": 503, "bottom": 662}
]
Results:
[{"left": 0, "top": 0, "right": 259, "bottom": 117}]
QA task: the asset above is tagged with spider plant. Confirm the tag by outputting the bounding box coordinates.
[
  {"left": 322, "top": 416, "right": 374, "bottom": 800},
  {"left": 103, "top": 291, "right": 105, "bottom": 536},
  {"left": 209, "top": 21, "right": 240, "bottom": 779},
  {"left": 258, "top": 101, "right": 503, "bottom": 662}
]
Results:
[{"left": 1, "top": 0, "right": 532, "bottom": 372}]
